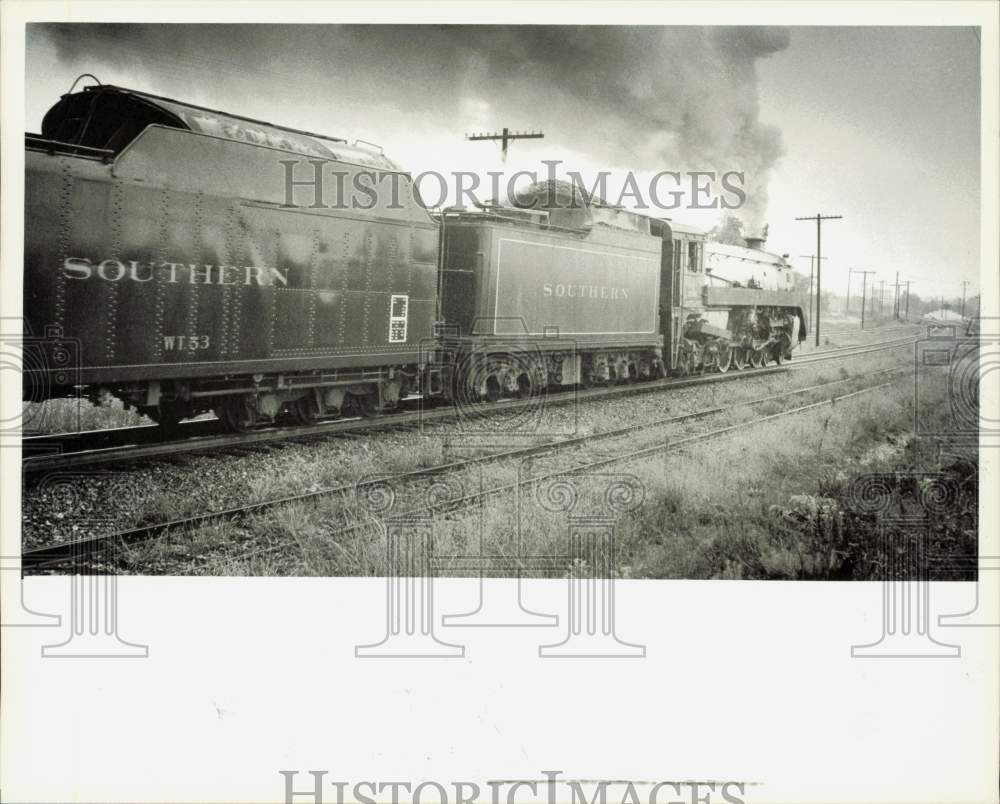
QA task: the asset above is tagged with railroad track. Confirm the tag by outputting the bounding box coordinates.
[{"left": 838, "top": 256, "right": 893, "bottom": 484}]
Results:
[
  {"left": 822, "top": 325, "right": 917, "bottom": 337},
  {"left": 21, "top": 333, "right": 919, "bottom": 476},
  {"left": 781, "top": 334, "right": 916, "bottom": 364},
  {"left": 22, "top": 364, "right": 911, "bottom": 572},
  {"left": 21, "top": 417, "right": 220, "bottom": 455}
]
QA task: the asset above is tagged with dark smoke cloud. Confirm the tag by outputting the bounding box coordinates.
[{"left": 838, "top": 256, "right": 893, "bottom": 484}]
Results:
[{"left": 37, "top": 24, "right": 789, "bottom": 229}]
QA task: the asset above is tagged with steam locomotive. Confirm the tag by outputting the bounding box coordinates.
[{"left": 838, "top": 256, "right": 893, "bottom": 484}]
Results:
[{"left": 23, "top": 83, "right": 808, "bottom": 430}]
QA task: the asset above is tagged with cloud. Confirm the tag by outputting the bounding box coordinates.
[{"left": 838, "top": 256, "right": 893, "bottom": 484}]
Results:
[{"left": 36, "top": 23, "right": 789, "bottom": 230}]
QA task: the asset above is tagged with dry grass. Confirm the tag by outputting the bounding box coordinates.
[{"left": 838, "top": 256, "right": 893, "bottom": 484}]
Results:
[
  {"left": 104, "top": 333, "right": 969, "bottom": 579},
  {"left": 23, "top": 396, "right": 151, "bottom": 434},
  {"left": 174, "top": 358, "right": 975, "bottom": 580}
]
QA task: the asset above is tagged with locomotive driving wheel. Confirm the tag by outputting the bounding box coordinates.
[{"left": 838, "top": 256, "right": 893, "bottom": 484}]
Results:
[
  {"left": 732, "top": 348, "right": 747, "bottom": 370},
  {"left": 773, "top": 336, "right": 789, "bottom": 365},
  {"left": 716, "top": 343, "right": 732, "bottom": 373},
  {"left": 749, "top": 349, "right": 763, "bottom": 369}
]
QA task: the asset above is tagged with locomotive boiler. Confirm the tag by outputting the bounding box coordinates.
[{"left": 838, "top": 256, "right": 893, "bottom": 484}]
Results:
[
  {"left": 23, "top": 82, "right": 809, "bottom": 430},
  {"left": 684, "top": 236, "right": 808, "bottom": 372}
]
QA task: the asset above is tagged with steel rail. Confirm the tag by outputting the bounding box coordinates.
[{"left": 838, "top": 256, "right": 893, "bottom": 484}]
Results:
[
  {"left": 21, "top": 335, "right": 919, "bottom": 476},
  {"left": 21, "top": 366, "right": 908, "bottom": 571},
  {"left": 227, "top": 371, "right": 908, "bottom": 563},
  {"left": 23, "top": 418, "right": 220, "bottom": 453},
  {"left": 311, "top": 382, "right": 902, "bottom": 566}
]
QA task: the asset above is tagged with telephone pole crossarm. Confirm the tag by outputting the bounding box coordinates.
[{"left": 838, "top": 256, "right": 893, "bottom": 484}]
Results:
[{"left": 466, "top": 128, "right": 545, "bottom": 163}]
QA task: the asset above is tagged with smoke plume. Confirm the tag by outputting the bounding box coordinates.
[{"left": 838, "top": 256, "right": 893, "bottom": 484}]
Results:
[{"left": 36, "top": 24, "right": 789, "bottom": 230}]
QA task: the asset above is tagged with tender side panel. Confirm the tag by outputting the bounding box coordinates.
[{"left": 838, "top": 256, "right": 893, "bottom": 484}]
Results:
[
  {"left": 243, "top": 205, "right": 439, "bottom": 359},
  {"left": 482, "top": 226, "right": 661, "bottom": 344},
  {"left": 24, "top": 154, "right": 113, "bottom": 374},
  {"left": 25, "top": 126, "right": 440, "bottom": 386}
]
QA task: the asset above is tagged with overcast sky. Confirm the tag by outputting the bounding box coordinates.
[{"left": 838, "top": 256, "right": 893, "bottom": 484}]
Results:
[{"left": 25, "top": 24, "right": 982, "bottom": 302}]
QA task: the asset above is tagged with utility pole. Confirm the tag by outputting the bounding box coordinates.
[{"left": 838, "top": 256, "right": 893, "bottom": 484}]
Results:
[
  {"left": 466, "top": 127, "right": 544, "bottom": 164},
  {"left": 796, "top": 213, "right": 842, "bottom": 346},
  {"left": 879, "top": 280, "right": 885, "bottom": 317},
  {"left": 847, "top": 269, "right": 864, "bottom": 322},
  {"left": 890, "top": 274, "right": 904, "bottom": 320},
  {"left": 799, "top": 255, "right": 827, "bottom": 330},
  {"left": 858, "top": 270, "right": 876, "bottom": 330},
  {"left": 904, "top": 281, "right": 910, "bottom": 320},
  {"left": 960, "top": 280, "right": 970, "bottom": 318}
]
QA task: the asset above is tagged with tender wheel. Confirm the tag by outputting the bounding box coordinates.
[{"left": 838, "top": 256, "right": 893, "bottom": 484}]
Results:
[
  {"left": 485, "top": 374, "right": 501, "bottom": 403},
  {"left": 353, "top": 390, "right": 380, "bottom": 418},
  {"left": 288, "top": 394, "right": 317, "bottom": 426},
  {"left": 217, "top": 395, "right": 257, "bottom": 433},
  {"left": 517, "top": 372, "right": 536, "bottom": 398},
  {"left": 716, "top": 343, "right": 732, "bottom": 373}
]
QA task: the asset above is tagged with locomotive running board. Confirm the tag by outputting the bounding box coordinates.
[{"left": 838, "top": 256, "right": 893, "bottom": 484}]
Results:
[{"left": 704, "top": 287, "right": 810, "bottom": 332}]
